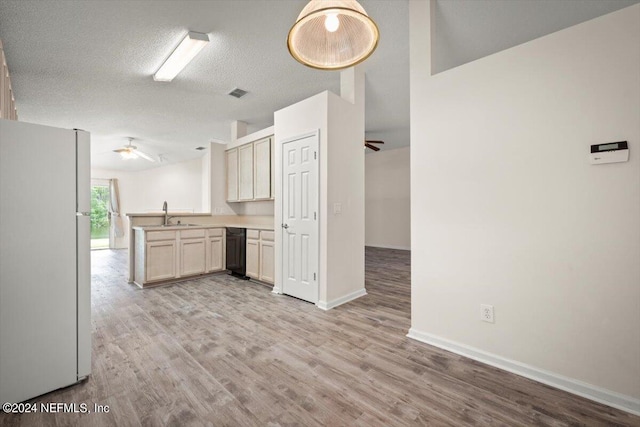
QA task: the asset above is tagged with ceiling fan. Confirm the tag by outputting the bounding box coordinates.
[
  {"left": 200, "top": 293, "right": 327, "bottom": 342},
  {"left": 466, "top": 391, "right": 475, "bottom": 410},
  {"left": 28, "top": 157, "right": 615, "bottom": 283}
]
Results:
[
  {"left": 365, "top": 140, "right": 384, "bottom": 151},
  {"left": 113, "top": 138, "right": 155, "bottom": 162}
]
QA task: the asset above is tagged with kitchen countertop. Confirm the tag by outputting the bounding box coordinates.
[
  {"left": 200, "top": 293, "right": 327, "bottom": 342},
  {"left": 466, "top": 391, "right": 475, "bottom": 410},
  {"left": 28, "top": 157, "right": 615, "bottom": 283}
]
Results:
[
  {"left": 127, "top": 213, "right": 213, "bottom": 217},
  {"left": 133, "top": 224, "right": 275, "bottom": 231},
  {"left": 223, "top": 224, "right": 275, "bottom": 231}
]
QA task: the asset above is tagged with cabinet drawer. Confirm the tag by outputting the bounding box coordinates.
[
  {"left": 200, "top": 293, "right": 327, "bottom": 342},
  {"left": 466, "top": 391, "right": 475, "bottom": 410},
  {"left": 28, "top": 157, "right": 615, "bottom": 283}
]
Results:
[
  {"left": 261, "top": 231, "right": 275, "bottom": 242},
  {"left": 247, "top": 229, "right": 260, "bottom": 240},
  {"left": 180, "top": 228, "right": 206, "bottom": 239},
  {"left": 207, "top": 228, "right": 223, "bottom": 238},
  {"left": 146, "top": 230, "right": 176, "bottom": 241}
]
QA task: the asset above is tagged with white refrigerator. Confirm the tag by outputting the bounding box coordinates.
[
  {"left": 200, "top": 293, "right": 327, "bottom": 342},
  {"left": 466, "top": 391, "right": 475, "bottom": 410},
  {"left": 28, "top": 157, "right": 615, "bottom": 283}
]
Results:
[{"left": 0, "top": 118, "right": 91, "bottom": 403}]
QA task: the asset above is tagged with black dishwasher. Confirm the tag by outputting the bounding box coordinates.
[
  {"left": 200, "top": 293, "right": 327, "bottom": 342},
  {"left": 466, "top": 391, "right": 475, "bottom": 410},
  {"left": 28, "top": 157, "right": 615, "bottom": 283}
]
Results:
[{"left": 226, "top": 227, "right": 247, "bottom": 278}]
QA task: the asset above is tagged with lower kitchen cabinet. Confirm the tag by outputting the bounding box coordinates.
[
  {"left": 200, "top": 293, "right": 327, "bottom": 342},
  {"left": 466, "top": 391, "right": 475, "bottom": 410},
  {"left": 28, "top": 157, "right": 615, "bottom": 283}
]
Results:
[
  {"left": 246, "top": 238, "right": 260, "bottom": 279},
  {"left": 179, "top": 228, "right": 207, "bottom": 276},
  {"left": 134, "top": 227, "right": 225, "bottom": 287},
  {"left": 246, "top": 229, "right": 274, "bottom": 285},
  {"left": 146, "top": 240, "right": 177, "bottom": 282},
  {"left": 206, "top": 228, "right": 225, "bottom": 272},
  {"left": 180, "top": 239, "right": 206, "bottom": 276},
  {"left": 259, "top": 238, "right": 275, "bottom": 283}
]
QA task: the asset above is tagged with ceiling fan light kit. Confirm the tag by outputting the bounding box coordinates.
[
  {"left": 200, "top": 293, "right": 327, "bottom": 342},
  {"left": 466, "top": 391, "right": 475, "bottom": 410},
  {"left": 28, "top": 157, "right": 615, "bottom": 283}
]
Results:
[
  {"left": 288, "top": 0, "right": 379, "bottom": 70},
  {"left": 113, "top": 138, "right": 156, "bottom": 162},
  {"left": 120, "top": 149, "right": 138, "bottom": 159},
  {"left": 154, "top": 31, "right": 210, "bottom": 82}
]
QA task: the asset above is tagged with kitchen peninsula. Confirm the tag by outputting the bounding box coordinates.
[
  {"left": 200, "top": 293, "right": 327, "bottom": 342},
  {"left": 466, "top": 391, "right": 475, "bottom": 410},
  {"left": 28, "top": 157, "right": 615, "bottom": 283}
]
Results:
[{"left": 127, "top": 213, "right": 274, "bottom": 288}]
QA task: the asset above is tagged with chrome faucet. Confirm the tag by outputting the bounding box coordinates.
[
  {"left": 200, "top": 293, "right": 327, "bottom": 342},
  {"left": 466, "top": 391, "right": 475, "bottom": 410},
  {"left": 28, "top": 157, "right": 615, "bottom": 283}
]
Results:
[{"left": 162, "top": 201, "right": 169, "bottom": 226}]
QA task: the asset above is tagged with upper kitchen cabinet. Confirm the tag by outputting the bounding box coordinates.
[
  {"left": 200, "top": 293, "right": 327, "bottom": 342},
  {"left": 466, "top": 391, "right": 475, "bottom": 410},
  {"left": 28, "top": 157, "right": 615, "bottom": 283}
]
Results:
[
  {"left": 253, "top": 137, "right": 271, "bottom": 200},
  {"left": 226, "top": 148, "right": 239, "bottom": 202},
  {"left": 238, "top": 144, "right": 254, "bottom": 201},
  {"left": 226, "top": 135, "right": 274, "bottom": 202}
]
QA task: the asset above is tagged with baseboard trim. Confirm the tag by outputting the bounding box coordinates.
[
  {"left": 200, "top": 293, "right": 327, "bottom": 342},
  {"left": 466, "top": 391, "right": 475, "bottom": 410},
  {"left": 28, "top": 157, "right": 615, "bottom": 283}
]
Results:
[
  {"left": 365, "top": 244, "right": 411, "bottom": 251},
  {"left": 406, "top": 328, "right": 640, "bottom": 416},
  {"left": 317, "top": 288, "right": 367, "bottom": 311}
]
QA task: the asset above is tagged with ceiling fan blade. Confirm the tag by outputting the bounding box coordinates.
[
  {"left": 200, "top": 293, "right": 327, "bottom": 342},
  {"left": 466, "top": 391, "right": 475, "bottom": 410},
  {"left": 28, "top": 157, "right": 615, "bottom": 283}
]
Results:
[
  {"left": 365, "top": 140, "right": 385, "bottom": 144},
  {"left": 113, "top": 148, "right": 129, "bottom": 153},
  {"left": 365, "top": 143, "right": 380, "bottom": 151},
  {"left": 134, "top": 150, "right": 156, "bottom": 162}
]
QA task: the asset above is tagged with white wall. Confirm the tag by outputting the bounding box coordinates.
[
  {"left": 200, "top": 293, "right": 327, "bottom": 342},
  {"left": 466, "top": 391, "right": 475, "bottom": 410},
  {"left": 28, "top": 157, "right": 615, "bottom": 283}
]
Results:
[
  {"left": 201, "top": 145, "right": 211, "bottom": 213},
  {"left": 92, "top": 157, "right": 204, "bottom": 248},
  {"left": 274, "top": 92, "right": 328, "bottom": 301},
  {"left": 202, "top": 142, "right": 240, "bottom": 216},
  {"left": 410, "top": 0, "right": 640, "bottom": 412},
  {"left": 274, "top": 70, "right": 366, "bottom": 308},
  {"left": 326, "top": 82, "right": 365, "bottom": 303},
  {"left": 365, "top": 146, "right": 411, "bottom": 250}
]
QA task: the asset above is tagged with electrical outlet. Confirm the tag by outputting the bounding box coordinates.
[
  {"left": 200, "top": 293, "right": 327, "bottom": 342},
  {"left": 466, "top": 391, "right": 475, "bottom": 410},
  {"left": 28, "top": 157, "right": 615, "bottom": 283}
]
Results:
[
  {"left": 333, "top": 203, "right": 342, "bottom": 214},
  {"left": 480, "top": 304, "right": 494, "bottom": 323}
]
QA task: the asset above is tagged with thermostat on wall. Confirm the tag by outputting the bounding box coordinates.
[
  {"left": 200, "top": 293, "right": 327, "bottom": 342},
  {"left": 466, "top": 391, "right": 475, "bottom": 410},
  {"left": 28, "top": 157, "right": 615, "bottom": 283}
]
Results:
[{"left": 590, "top": 141, "right": 629, "bottom": 165}]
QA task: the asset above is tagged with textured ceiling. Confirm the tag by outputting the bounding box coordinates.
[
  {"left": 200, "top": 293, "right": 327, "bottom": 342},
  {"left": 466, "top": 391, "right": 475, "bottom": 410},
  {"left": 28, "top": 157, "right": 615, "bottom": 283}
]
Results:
[
  {"left": 0, "top": 0, "right": 409, "bottom": 171},
  {"left": 433, "top": 0, "right": 639, "bottom": 74},
  {"left": 0, "top": 0, "right": 634, "bottom": 171}
]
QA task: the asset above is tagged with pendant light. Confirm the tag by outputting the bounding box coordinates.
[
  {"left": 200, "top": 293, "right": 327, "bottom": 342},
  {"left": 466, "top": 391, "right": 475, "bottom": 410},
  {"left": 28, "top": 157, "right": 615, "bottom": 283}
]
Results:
[{"left": 287, "top": 0, "right": 380, "bottom": 70}]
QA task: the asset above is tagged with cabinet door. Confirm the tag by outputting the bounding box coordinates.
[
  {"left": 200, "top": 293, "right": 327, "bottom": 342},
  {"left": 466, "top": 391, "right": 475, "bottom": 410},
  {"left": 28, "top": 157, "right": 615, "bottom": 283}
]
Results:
[
  {"left": 238, "top": 143, "right": 254, "bottom": 201},
  {"left": 270, "top": 137, "right": 275, "bottom": 200},
  {"left": 246, "top": 238, "right": 260, "bottom": 279},
  {"left": 207, "top": 237, "right": 224, "bottom": 272},
  {"left": 180, "top": 239, "right": 206, "bottom": 277},
  {"left": 146, "top": 241, "right": 176, "bottom": 282},
  {"left": 226, "top": 148, "right": 238, "bottom": 202},
  {"left": 254, "top": 137, "right": 271, "bottom": 200},
  {"left": 259, "top": 240, "right": 275, "bottom": 284}
]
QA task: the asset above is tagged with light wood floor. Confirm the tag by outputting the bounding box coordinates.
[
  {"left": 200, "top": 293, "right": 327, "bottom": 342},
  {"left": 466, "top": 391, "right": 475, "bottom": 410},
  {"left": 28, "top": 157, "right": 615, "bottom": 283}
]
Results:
[{"left": 1, "top": 247, "right": 638, "bottom": 426}]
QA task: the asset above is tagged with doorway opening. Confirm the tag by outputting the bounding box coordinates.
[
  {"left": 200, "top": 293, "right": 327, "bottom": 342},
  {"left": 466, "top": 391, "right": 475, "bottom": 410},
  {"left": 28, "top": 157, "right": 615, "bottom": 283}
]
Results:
[{"left": 90, "top": 184, "right": 110, "bottom": 250}]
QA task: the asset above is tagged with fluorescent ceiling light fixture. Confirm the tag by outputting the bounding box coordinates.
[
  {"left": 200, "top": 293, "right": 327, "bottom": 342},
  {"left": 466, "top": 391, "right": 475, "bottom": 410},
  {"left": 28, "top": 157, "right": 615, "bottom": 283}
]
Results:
[{"left": 154, "top": 31, "right": 210, "bottom": 82}]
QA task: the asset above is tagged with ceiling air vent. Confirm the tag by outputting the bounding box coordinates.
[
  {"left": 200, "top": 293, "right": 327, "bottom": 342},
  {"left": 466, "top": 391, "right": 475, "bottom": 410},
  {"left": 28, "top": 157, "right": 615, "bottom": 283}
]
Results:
[
  {"left": 228, "top": 88, "right": 248, "bottom": 98},
  {"left": 195, "top": 146, "right": 207, "bottom": 151}
]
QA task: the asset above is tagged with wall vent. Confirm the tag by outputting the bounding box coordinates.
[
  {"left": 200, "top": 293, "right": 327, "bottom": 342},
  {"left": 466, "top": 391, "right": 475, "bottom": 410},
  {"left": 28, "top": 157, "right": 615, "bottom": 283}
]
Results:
[{"left": 228, "top": 88, "right": 248, "bottom": 98}]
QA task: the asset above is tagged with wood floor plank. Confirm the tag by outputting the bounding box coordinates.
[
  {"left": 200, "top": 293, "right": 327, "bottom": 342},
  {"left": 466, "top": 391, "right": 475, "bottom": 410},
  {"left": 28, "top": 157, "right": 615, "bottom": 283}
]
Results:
[{"left": 0, "top": 247, "right": 638, "bottom": 426}]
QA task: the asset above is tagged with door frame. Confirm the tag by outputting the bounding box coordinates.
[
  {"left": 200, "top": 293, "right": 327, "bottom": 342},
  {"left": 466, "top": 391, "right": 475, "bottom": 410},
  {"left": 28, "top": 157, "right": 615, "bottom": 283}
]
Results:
[
  {"left": 90, "top": 178, "right": 113, "bottom": 250},
  {"left": 276, "top": 130, "right": 320, "bottom": 303}
]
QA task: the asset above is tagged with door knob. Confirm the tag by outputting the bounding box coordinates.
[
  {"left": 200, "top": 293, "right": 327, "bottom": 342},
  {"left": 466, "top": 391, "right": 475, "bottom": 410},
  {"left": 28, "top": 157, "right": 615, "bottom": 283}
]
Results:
[{"left": 282, "top": 223, "right": 289, "bottom": 229}]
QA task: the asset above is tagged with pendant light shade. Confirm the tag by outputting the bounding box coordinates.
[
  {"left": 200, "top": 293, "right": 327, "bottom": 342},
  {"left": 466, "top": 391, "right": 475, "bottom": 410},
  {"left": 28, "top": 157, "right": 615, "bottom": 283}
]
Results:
[{"left": 288, "top": 0, "right": 380, "bottom": 70}]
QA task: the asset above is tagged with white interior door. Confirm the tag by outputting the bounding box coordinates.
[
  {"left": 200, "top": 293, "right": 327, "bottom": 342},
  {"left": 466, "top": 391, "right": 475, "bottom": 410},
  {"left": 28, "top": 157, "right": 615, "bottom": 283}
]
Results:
[{"left": 281, "top": 133, "right": 319, "bottom": 303}]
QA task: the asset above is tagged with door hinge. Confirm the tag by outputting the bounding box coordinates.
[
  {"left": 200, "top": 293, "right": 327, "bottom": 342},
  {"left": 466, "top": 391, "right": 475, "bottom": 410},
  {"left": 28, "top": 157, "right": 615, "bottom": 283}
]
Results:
[
  {"left": 314, "top": 151, "right": 317, "bottom": 160},
  {"left": 314, "top": 212, "right": 317, "bottom": 220},
  {"left": 313, "top": 272, "right": 316, "bottom": 281}
]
